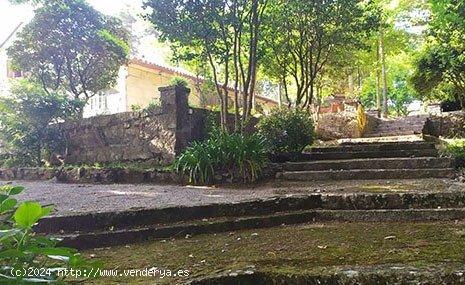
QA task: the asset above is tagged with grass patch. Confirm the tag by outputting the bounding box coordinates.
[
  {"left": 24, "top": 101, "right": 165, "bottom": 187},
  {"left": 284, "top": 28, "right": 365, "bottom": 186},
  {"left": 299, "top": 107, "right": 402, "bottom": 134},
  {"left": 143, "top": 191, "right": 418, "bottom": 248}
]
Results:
[{"left": 86, "top": 221, "right": 465, "bottom": 284}]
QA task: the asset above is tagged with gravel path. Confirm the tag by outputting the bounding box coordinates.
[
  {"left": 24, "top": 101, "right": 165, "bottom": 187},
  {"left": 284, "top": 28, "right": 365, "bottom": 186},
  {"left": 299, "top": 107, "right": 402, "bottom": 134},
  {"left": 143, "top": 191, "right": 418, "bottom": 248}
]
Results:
[{"left": 1, "top": 179, "right": 463, "bottom": 216}]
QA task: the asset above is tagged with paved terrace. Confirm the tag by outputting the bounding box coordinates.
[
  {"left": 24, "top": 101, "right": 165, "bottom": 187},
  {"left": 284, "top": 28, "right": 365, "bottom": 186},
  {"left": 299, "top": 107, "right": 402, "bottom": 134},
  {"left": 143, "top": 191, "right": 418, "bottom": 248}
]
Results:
[{"left": 1, "top": 179, "right": 463, "bottom": 217}]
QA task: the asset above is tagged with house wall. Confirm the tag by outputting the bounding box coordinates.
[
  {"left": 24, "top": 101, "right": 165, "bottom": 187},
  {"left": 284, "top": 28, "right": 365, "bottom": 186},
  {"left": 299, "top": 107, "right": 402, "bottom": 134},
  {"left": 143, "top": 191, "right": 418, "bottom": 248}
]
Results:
[
  {"left": 124, "top": 61, "right": 278, "bottom": 114},
  {"left": 82, "top": 60, "right": 278, "bottom": 118},
  {"left": 125, "top": 64, "right": 202, "bottom": 111}
]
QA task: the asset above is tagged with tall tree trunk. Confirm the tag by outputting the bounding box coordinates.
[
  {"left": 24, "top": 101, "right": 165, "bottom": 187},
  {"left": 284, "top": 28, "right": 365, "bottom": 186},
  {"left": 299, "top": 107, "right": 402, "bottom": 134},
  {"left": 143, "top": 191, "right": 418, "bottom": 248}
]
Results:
[
  {"left": 348, "top": 73, "right": 354, "bottom": 98},
  {"left": 379, "top": 30, "right": 388, "bottom": 118},
  {"left": 376, "top": 38, "right": 382, "bottom": 118}
]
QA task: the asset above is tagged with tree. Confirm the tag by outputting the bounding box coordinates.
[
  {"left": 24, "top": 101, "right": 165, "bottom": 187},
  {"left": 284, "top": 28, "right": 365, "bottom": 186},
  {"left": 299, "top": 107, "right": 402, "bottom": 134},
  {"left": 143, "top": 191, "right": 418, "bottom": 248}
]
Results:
[
  {"left": 261, "top": 0, "right": 378, "bottom": 109},
  {"left": 0, "top": 80, "right": 83, "bottom": 166},
  {"left": 8, "top": 0, "right": 130, "bottom": 105},
  {"left": 411, "top": 0, "right": 465, "bottom": 108},
  {"left": 143, "top": 0, "right": 268, "bottom": 132}
]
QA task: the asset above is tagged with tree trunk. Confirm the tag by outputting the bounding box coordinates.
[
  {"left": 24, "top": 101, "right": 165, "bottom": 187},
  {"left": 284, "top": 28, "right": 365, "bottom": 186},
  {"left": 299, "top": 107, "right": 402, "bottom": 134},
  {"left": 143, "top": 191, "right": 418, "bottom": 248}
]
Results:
[
  {"left": 379, "top": 30, "right": 388, "bottom": 118},
  {"left": 376, "top": 38, "right": 382, "bottom": 118}
]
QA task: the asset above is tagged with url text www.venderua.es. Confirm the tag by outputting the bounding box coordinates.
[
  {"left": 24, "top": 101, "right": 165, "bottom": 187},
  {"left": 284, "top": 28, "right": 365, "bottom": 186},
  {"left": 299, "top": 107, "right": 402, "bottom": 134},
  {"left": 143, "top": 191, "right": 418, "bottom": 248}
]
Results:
[{"left": 11, "top": 267, "right": 190, "bottom": 279}]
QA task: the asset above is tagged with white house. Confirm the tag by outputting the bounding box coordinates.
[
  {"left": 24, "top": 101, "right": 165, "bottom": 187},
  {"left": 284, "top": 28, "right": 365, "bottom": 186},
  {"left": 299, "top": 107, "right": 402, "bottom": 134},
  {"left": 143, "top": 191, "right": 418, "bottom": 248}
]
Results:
[
  {"left": 0, "top": 23, "right": 23, "bottom": 96},
  {"left": 0, "top": 22, "right": 126, "bottom": 118}
]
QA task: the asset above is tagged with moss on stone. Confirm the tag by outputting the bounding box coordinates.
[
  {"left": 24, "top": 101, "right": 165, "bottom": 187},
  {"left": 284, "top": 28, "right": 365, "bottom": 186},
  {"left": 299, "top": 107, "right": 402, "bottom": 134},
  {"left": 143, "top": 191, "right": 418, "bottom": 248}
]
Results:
[{"left": 86, "top": 221, "right": 465, "bottom": 284}]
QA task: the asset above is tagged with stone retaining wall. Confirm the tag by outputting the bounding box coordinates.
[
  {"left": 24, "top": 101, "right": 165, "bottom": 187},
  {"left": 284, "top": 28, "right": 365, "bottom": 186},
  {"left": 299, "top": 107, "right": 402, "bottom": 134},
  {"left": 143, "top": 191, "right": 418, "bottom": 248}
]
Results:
[
  {"left": 424, "top": 111, "right": 465, "bottom": 138},
  {"left": 0, "top": 167, "right": 184, "bottom": 184},
  {"left": 316, "top": 112, "right": 379, "bottom": 141},
  {"left": 54, "top": 86, "right": 257, "bottom": 166},
  {"left": 56, "top": 86, "right": 192, "bottom": 165}
]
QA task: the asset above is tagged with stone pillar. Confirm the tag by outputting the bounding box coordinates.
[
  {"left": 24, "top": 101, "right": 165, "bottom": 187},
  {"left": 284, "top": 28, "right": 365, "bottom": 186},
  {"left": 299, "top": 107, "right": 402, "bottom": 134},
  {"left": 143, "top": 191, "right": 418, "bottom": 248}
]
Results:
[{"left": 158, "top": 86, "right": 191, "bottom": 155}]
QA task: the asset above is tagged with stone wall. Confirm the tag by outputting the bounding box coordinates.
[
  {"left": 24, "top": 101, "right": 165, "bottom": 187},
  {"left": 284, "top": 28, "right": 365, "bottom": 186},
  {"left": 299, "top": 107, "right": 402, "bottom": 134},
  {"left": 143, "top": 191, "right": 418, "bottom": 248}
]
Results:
[
  {"left": 316, "top": 111, "right": 378, "bottom": 141},
  {"left": 56, "top": 86, "right": 259, "bottom": 166},
  {"left": 57, "top": 86, "right": 202, "bottom": 165},
  {"left": 423, "top": 111, "right": 465, "bottom": 138}
]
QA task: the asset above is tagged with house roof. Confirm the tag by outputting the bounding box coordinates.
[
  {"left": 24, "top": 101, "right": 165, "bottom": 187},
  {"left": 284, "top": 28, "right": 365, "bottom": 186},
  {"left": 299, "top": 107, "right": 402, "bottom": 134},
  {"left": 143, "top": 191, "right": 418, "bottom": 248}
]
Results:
[
  {"left": 130, "top": 58, "right": 278, "bottom": 104},
  {"left": 0, "top": 22, "right": 23, "bottom": 50}
]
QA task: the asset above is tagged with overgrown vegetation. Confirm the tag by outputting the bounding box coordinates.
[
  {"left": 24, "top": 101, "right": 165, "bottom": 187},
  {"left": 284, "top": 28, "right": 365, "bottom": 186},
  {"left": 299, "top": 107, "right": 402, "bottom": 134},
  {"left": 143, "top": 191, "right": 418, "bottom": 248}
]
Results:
[
  {"left": 175, "top": 127, "right": 268, "bottom": 185},
  {"left": 411, "top": 0, "right": 465, "bottom": 109},
  {"left": 0, "top": 185, "right": 100, "bottom": 283},
  {"left": 443, "top": 139, "right": 465, "bottom": 168},
  {"left": 169, "top": 76, "right": 189, "bottom": 88},
  {"left": 258, "top": 108, "right": 315, "bottom": 155},
  {"left": 0, "top": 80, "right": 83, "bottom": 167},
  {"left": 90, "top": 221, "right": 465, "bottom": 284}
]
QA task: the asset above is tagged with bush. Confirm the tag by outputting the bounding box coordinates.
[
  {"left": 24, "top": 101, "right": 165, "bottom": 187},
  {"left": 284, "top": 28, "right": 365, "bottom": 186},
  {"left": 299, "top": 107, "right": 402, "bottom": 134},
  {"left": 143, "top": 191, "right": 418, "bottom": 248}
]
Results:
[
  {"left": 0, "top": 80, "right": 84, "bottom": 167},
  {"left": 143, "top": 99, "right": 161, "bottom": 114},
  {"left": 169, "top": 76, "right": 189, "bottom": 88},
  {"left": 130, "top": 104, "right": 142, "bottom": 112},
  {"left": 257, "top": 108, "right": 315, "bottom": 155},
  {"left": 444, "top": 139, "right": 465, "bottom": 167},
  {"left": 175, "top": 127, "right": 269, "bottom": 184},
  {"left": 0, "top": 185, "right": 100, "bottom": 283}
]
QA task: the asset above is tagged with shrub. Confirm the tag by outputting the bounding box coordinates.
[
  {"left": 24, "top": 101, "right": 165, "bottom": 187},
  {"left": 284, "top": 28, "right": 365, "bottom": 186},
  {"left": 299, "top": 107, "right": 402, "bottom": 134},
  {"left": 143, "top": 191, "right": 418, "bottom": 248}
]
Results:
[
  {"left": 175, "top": 127, "right": 269, "bottom": 184},
  {"left": 0, "top": 185, "right": 100, "bottom": 283},
  {"left": 130, "top": 104, "right": 142, "bottom": 112},
  {"left": 257, "top": 108, "right": 315, "bottom": 155},
  {"left": 444, "top": 139, "right": 465, "bottom": 167},
  {"left": 169, "top": 76, "right": 189, "bottom": 88},
  {"left": 0, "top": 80, "right": 83, "bottom": 167},
  {"left": 143, "top": 99, "right": 161, "bottom": 114}
]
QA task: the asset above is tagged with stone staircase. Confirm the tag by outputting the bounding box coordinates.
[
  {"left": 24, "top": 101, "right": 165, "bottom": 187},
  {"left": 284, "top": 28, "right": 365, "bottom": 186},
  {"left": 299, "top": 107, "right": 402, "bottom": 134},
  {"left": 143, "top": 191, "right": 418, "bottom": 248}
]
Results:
[
  {"left": 364, "top": 115, "right": 427, "bottom": 138},
  {"left": 276, "top": 141, "right": 456, "bottom": 181},
  {"left": 36, "top": 189, "right": 465, "bottom": 249}
]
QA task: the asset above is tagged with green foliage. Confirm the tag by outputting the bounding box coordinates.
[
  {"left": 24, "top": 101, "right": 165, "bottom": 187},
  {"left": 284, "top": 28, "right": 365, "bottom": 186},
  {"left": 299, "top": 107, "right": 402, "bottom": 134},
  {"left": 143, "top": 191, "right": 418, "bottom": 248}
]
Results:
[
  {"left": 262, "top": 0, "right": 379, "bottom": 108},
  {"left": 143, "top": 100, "right": 161, "bottom": 114},
  {"left": 0, "top": 80, "right": 83, "bottom": 167},
  {"left": 175, "top": 128, "right": 269, "bottom": 185},
  {"left": 8, "top": 0, "right": 130, "bottom": 101},
  {"left": 169, "top": 76, "right": 189, "bottom": 88},
  {"left": 411, "top": 0, "right": 465, "bottom": 107},
  {"left": 257, "top": 108, "right": 315, "bottom": 155},
  {"left": 390, "top": 73, "right": 415, "bottom": 116},
  {"left": 144, "top": 0, "right": 267, "bottom": 127},
  {"left": 130, "top": 104, "right": 142, "bottom": 112},
  {"left": 361, "top": 51, "right": 416, "bottom": 116},
  {"left": 444, "top": 139, "right": 465, "bottom": 168},
  {"left": 0, "top": 185, "right": 100, "bottom": 283}
]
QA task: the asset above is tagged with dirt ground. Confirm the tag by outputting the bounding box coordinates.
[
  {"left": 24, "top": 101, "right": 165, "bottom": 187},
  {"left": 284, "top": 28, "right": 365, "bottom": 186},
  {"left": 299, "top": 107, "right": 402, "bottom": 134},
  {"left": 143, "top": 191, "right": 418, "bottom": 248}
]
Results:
[{"left": 0, "top": 178, "right": 462, "bottom": 216}]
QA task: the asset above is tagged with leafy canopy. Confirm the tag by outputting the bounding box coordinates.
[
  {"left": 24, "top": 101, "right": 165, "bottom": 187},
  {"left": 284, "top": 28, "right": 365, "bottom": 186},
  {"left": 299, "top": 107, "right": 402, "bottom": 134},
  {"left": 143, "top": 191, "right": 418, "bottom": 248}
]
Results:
[
  {"left": 411, "top": 0, "right": 465, "bottom": 107},
  {"left": 8, "top": 0, "right": 130, "bottom": 100},
  {"left": 0, "top": 80, "right": 83, "bottom": 166}
]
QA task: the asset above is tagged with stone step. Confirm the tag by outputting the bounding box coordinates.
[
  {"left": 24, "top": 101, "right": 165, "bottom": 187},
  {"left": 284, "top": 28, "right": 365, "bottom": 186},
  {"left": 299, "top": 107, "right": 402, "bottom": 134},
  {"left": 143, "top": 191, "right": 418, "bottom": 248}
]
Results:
[
  {"left": 311, "top": 142, "right": 435, "bottom": 153},
  {"left": 277, "top": 168, "right": 455, "bottom": 181},
  {"left": 339, "top": 135, "right": 423, "bottom": 145},
  {"left": 298, "top": 149, "right": 438, "bottom": 161},
  {"left": 364, "top": 130, "right": 422, "bottom": 138},
  {"left": 372, "top": 127, "right": 424, "bottom": 132},
  {"left": 59, "top": 207, "right": 465, "bottom": 249},
  {"left": 281, "top": 157, "right": 454, "bottom": 172},
  {"left": 375, "top": 122, "right": 425, "bottom": 127},
  {"left": 36, "top": 190, "right": 465, "bottom": 236}
]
